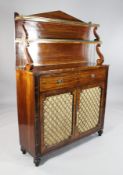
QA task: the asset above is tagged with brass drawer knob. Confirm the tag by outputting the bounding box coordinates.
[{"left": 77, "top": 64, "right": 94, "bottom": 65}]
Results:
[
  {"left": 56, "top": 79, "right": 63, "bottom": 84},
  {"left": 91, "top": 74, "right": 96, "bottom": 78}
]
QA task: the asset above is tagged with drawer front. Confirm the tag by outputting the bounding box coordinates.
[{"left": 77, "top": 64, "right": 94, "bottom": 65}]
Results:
[
  {"left": 79, "top": 68, "right": 106, "bottom": 85},
  {"left": 40, "top": 68, "right": 106, "bottom": 92},
  {"left": 40, "top": 73, "right": 78, "bottom": 92}
]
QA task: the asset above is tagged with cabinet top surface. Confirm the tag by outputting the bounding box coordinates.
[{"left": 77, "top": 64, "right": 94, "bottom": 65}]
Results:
[{"left": 30, "top": 64, "right": 109, "bottom": 75}]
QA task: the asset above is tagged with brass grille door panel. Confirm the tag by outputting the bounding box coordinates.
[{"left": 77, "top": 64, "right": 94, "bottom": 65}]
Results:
[
  {"left": 43, "top": 93, "right": 73, "bottom": 148},
  {"left": 76, "top": 87, "right": 101, "bottom": 133}
]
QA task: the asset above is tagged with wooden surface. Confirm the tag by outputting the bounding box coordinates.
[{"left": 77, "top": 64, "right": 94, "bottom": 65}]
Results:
[
  {"left": 15, "top": 11, "right": 92, "bottom": 68},
  {"left": 29, "top": 10, "right": 83, "bottom": 21},
  {"left": 39, "top": 66, "right": 109, "bottom": 154},
  {"left": 40, "top": 67, "right": 106, "bottom": 92},
  {"left": 15, "top": 20, "right": 90, "bottom": 40},
  {"left": 16, "top": 65, "right": 109, "bottom": 158},
  {"left": 15, "top": 10, "right": 109, "bottom": 166},
  {"left": 16, "top": 70, "right": 35, "bottom": 156},
  {"left": 15, "top": 42, "right": 89, "bottom": 67}
]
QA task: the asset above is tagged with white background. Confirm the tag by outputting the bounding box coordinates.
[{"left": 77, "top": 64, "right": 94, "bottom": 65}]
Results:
[{"left": 0, "top": 0, "right": 123, "bottom": 174}]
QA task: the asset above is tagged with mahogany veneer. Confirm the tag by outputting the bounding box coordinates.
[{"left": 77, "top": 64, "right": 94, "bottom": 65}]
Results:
[{"left": 15, "top": 11, "right": 109, "bottom": 166}]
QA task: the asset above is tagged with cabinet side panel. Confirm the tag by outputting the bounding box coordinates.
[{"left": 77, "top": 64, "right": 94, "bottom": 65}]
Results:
[
  {"left": 16, "top": 70, "right": 35, "bottom": 156},
  {"left": 99, "top": 66, "right": 109, "bottom": 129}
]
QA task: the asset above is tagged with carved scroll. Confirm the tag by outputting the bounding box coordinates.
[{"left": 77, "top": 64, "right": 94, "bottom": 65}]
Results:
[
  {"left": 96, "top": 44, "right": 104, "bottom": 65},
  {"left": 93, "top": 26, "right": 104, "bottom": 65},
  {"left": 22, "top": 22, "right": 34, "bottom": 70},
  {"left": 93, "top": 26, "right": 100, "bottom": 41},
  {"left": 15, "top": 12, "right": 34, "bottom": 70}
]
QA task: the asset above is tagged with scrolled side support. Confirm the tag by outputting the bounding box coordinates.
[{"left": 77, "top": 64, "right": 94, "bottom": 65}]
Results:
[
  {"left": 93, "top": 26, "right": 104, "bottom": 65},
  {"left": 22, "top": 21, "right": 34, "bottom": 70},
  {"left": 93, "top": 26, "right": 100, "bottom": 41},
  {"left": 96, "top": 43, "right": 104, "bottom": 65}
]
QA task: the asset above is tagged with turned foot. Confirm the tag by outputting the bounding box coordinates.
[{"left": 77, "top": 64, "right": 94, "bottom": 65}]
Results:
[
  {"left": 98, "top": 129, "right": 103, "bottom": 136},
  {"left": 34, "top": 157, "right": 40, "bottom": 167},
  {"left": 21, "top": 147, "right": 26, "bottom": 154}
]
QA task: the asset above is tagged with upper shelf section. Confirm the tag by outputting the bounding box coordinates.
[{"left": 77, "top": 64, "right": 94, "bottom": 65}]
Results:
[
  {"left": 15, "top": 10, "right": 99, "bottom": 27},
  {"left": 15, "top": 11, "right": 104, "bottom": 69},
  {"left": 15, "top": 11, "right": 99, "bottom": 41}
]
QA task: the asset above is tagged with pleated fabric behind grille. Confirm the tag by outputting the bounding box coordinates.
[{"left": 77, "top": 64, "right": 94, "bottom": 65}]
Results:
[
  {"left": 43, "top": 93, "right": 73, "bottom": 147},
  {"left": 77, "top": 87, "right": 101, "bottom": 133}
]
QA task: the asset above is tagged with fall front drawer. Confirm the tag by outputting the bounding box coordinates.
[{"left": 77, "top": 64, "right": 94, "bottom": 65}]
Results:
[{"left": 40, "top": 67, "right": 107, "bottom": 92}]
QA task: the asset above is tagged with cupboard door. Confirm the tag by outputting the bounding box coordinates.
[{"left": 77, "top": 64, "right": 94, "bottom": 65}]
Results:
[
  {"left": 42, "top": 92, "right": 73, "bottom": 150},
  {"left": 76, "top": 87, "right": 102, "bottom": 133}
]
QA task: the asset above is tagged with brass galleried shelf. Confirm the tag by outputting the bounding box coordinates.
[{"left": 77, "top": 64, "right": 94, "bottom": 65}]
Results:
[{"left": 15, "top": 38, "right": 102, "bottom": 44}]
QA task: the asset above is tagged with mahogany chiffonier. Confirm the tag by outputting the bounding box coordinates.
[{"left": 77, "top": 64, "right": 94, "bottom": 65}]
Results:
[{"left": 14, "top": 11, "right": 109, "bottom": 166}]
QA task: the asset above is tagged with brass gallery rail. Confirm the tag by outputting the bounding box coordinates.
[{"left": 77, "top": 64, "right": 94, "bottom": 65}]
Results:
[{"left": 15, "top": 38, "right": 102, "bottom": 44}]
